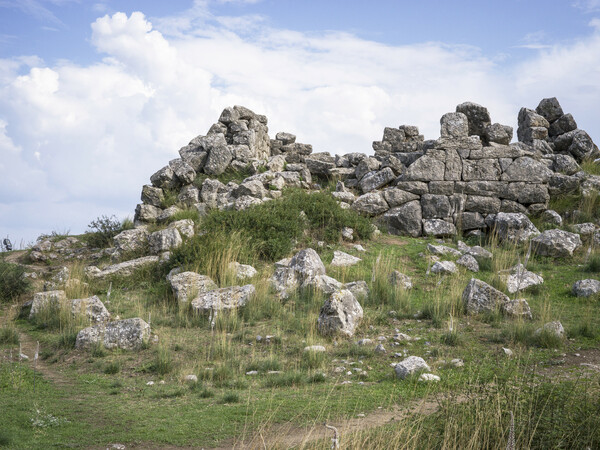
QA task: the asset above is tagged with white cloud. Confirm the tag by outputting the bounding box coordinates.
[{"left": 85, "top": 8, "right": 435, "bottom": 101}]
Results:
[
  {"left": 573, "top": 0, "right": 600, "bottom": 12},
  {"left": 0, "top": 7, "right": 600, "bottom": 244}
]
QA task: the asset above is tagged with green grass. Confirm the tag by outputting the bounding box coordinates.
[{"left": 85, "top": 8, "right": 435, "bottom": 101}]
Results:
[{"left": 0, "top": 260, "right": 31, "bottom": 303}]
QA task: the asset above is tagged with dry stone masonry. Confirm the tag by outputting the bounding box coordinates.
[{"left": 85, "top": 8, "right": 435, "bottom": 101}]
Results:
[{"left": 134, "top": 98, "right": 600, "bottom": 238}]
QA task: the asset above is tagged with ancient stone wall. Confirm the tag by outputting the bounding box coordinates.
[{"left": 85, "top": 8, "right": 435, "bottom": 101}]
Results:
[{"left": 134, "top": 98, "right": 600, "bottom": 238}]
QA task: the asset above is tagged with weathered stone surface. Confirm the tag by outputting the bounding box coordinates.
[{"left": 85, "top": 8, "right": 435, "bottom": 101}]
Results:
[
  {"left": 76, "top": 318, "right": 150, "bottom": 350},
  {"left": 421, "top": 194, "right": 451, "bottom": 219},
  {"left": 541, "top": 210, "right": 563, "bottom": 226},
  {"left": 352, "top": 192, "right": 389, "bottom": 216},
  {"left": 457, "top": 254, "right": 479, "bottom": 272},
  {"left": 549, "top": 113, "right": 577, "bottom": 137},
  {"left": 330, "top": 251, "right": 361, "bottom": 267},
  {"left": 85, "top": 256, "right": 160, "bottom": 279},
  {"left": 332, "top": 191, "right": 356, "bottom": 204},
  {"left": 536, "top": 97, "right": 564, "bottom": 123},
  {"left": 441, "top": 112, "right": 469, "bottom": 138},
  {"left": 427, "top": 243, "right": 462, "bottom": 257},
  {"left": 150, "top": 165, "right": 176, "bottom": 189},
  {"left": 394, "top": 181, "right": 429, "bottom": 195},
  {"left": 401, "top": 156, "right": 445, "bottom": 181},
  {"left": 456, "top": 102, "right": 491, "bottom": 137},
  {"left": 390, "top": 271, "right": 413, "bottom": 289},
  {"left": 359, "top": 167, "right": 395, "bottom": 193},
  {"left": 500, "top": 264, "right": 544, "bottom": 294},
  {"left": 572, "top": 279, "right": 600, "bottom": 298},
  {"left": 317, "top": 290, "right": 363, "bottom": 337},
  {"left": 465, "top": 195, "right": 501, "bottom": 214},
  {"left": 170, "top": 160, "right": 196, "bottom": 185},
  {"left": 465, "top": 246, "right": 493, "bottom": 264},
  {"left": 571, "top": 223, "right": 598, "bottom": 237},
  {"left": 177, "top": 185, "right": 200, "bottom": 206},
  {"left": 305, "top": 153, "right": 336, "bottom": 176},
  {"left": 113, "top": 227, "right": 149, "bottom": 254},
  {"left": 191, "top": 285, "right": 255, "bottom": 312},
  {"left": 394, "top": 356, "right": 430, "bottom": 379},
  {"left": 535, "top": 321, "right": 565, "bottom": 339},
  {"left": 71, "top": 296, "right": 111, "bottom": 323},
  {"left": 303, "top": 275, "right": 343, "bottom": 295},
  {"left": 383, "top": 201, "right": 422, "bottom": 237},
  {"left": 290, "top": 248, "right": 327, "bottom": 282},
  {"left": 382, "top": 189, "right": 419, "bottom": 207},
  {"left": 484, "top": 123, "right": 512, "bottom": 145},
  {"left": 344, "top": 280, "right": 369, "bottom": 299},
  {"left": 229, "top": 262, "right": 258, "bottom": 280},
  {"left": 422, "top": 219, "right": 456, "bottom": 237},
  {"left": 501, "top": 299, "right": 532, "bottom": 320},
  {"left": 485, "top": 213, "right": 540, "bottom": 244},
  {"left": 531, "top": 229, "right": 582, "bottom": 257},
  {"left": 462, "top": 159, "right": 501, "bottom": 181},
  {"left": 501, "top": 157, "right": 553, "bottom": 183},
  {"left": 430, "top": 261, "right": 458, "bottom": 274},
  {"left": 551, "top": 154, "right": 580, "bottom": 175},
  {"left": 355, "top": 157, "right": 381, "bottom": 180},
  {"left": 141, "top": 185, "right": 164, "bottom": 208},
  {"left": 29, "top": 290, "right": 67, "bottom": 319},
  {"left": 463, "top": 278, "right": 510, "bottom": 314},
  {"left": 568, "top": 130, "right": 600, "bottom": 162},
  {"left": 169, "top": 272, "right": 218, "bottom": 304},
  {"left": 204, "top": 135, "right": 233, "bottom": 176},
  {"left": 135, "top": 204, "right": 161, "bottom": 223},
  {"left": 148, "top": 228, "right": 182, "bottom": 254}
]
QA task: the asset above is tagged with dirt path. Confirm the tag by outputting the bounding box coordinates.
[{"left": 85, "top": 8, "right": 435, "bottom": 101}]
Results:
[{"left": 211, "top": 396, "right": 450, "bottom": 450}]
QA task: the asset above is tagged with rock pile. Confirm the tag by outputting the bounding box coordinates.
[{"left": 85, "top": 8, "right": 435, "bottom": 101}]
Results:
[{"left": 133, "top": 98, "right": 599, "bottom": 239}]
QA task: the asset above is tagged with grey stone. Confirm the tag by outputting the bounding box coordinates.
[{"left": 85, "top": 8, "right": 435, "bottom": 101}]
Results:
[
  {"left": 571, "top": 223, "right": 597, "bottom": 237},
  {"left": 135, "top": 204, "right": 161, "bottom": 223},
  {"left": 383, "top": 188, "right": 419, "bottom": 207},
  {"left": 70, "top": 296, "right": 111, "bottom": 323},
  {"left": 332, "top": 191, "right": 356, "bottom": 204},
  {"left": 148, "top": 228, "right": 182, "bottom": 254},
  {"left": 536, "top": 97, "right": 564, "bottom": 123},
  {"left": 177, "top": 185, "right": 200, "bottom": 206},
  {"left": 169, "top": 272, "right": 218, "bottom": 304},
  {"left": 462, "top": 159, "right": 501, "bottom": 181},
  {"left": 170, "top": 160, "right": 196, "bottom": 185},
  {"left": 501, "top": 157, "right": 553, "bottom": 183},
  {"left": 422, "top": 219, "right": 456, "bottom": 237},
  {"left": 551, "top": 154, "right": 580, "bottom": 175},
  {"left": 383, "top": 201, "right": 422, "bottom": 237},
  {"left": 568, "top": 130, "right": 600, "bottom": 162},
  {"left": 229, "top": 262, "right": 258, "bottom": 280},
  {"left": 500, "top": 264, "right": 544, "bottom": 294},
  {"left": 535, "top": 321, "right": 565, "bottom": 339},
  {"left": 572, "top": 279, "right": 600, "bottom": 298},
  {"left": 355, "top": 157, "right": 381, "bottom": 180},
  {"left": 402, "top": 156, "right": 445, "bottom": 181},
  {"left": 305, "top": 153, "right": 336, "bottom": 176},
  {"left": 330, "top": 251, "right": 361, "bottom": 267},
  {"left": 394, "top": 181, "right": 429, "bottom": 195},
  {"left": 531, "top": 229, "right": 582, "bottom": 257},
  {"left": 440, "top": 112, "right": 469, "bottom": 138},
  {"left": 457, "top": 254, "right": 479, "bottom": 272},
  {"left": 191, "top": 285, "right": 255, "bottom": 312},
  {"left": 429, "top": 181, "right": 455, "bottom": 195},
  {"left": 484, "top": 123, "right": 513, "bottom": 145},
  {"left": 29, "top": 290, "right": 67, "bottom": 319},
  {"left": 352, "top": 192, "right": 389, "bottom": 217},
  {"left": 204, "top": 135, "right": 233, "bottom": 176},
  {"left": 541, "top": 210, "right": 563, "bottom": 226},
  {"left": 276, "top": 132, "right": 296, "bottom": 144},
  {"left": 421, "top": 194, "right": 451, "bottom": 219},
  {"left": 430, "top": 261, "right": 458, "bottom": 274},
  {"left": 457, "top": 212, "right": 485, "bottom": 230},
  {"left": 113, "top": 227, "right": 149, "bottom": 254},
  {"left": 427, "top": 243, "right": 462, "bottom": 257},
  {"left": 500, "top": 200, "right": 528, "bottom": 214},
  {"left": 150, "top": 165, "right": 176, "bottom": 189},
  {"left": 485, "top": 213, "right": 540, "bottom": 244},
  {"left": 141, "top": 185, "right": 165, "bottom": 208},
  {"left": 549, "top": 113, "right": 577, "bottom": 137},
  {"left": 359, "top": 167, "right": 396, "bottom": 193},
  {"left": 233, "top": 179, "right": 267, "bottom": 199},
  {"left": 317, "top": 290, "right": 363, "bottom": 337},
  {"left": 344, "top": 280, "right": 369, "bottom": 299},
  {"left": 85, "top": 256, "right": 160, "bottom": 279},
  {"left": 548, "top": 174, "right": 580, "bottom": 196},
  {"left": 465, "top": 195, "right": 501, "bottom": 214},
  {"left": 76, "top": 318, "right": 151, "bottom": 350},
  {"left": 462, "top": 278, "right": 510, "bottom": 315},
  {"left": 466, "top": 246, "right": 493, "bottom": 264},
  {"left": 501, "top": 299, "right": 532, "bottom": 320},
  {"left": 456, "top": 102, "right": 491, "bottom": 137},
  {"left": 394, "top": 356, "right": 430, "bottom": 379},
  {"left": 390, "top": 271, "right": 413, "bottom": 289},
  {"left": 303, "top": 275, "right": 343, "bottom": 295}
]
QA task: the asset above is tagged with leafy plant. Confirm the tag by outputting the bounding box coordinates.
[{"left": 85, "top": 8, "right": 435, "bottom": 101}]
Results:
[
  {"left": 84, "top": 215, "right": 124, "bottom": 248},
  {"left": 0, "top": 260, "right": 31, "bottom": 302}
]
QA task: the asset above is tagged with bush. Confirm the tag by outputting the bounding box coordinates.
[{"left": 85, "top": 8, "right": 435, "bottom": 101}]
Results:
[
  {"left": 103, "top": 361, "right": 121, "bottom": 375},
  {"left": 180, "top": 189, "right": 373, "bottom": 262},
  {"left": 0, "top": 325, "right": 19, "bottom": 345},
  {"left": 585, "top": 255, "right": 600, "bottom": 273},
  {"left": 0, "top": 260, "right": 31, "bottom": 302},
  {"left": 84, "top": 215, "right": 124, "bottom": 248}
]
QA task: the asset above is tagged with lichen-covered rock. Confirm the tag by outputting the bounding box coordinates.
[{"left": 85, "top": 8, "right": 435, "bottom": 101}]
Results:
[
  {"left": 430, "top": 261, "right": 458, "bottom": 275},
  {"left": 71, "top": 296, "right": 110, "bottom": 323},
  {"left": 85, "top": 256, "right": 160, "bottom": 279},
  {"left": 29, "top": 290, "right": 67, "bottom": 319},
  {"left": 76, "top": 318, "right": 151, "bottom": 350},
  {"left": 572, "top": 279, "right": 600, "bottom": 298},
  {"left": 535, "top": 321, "right": 565, "bottom": 339},
  {"left": 440, "top": 112, "right": 469, "bottom": 139},
  {"left": 531, "top": 229, "right": 582, "bottom": 258},
  {"left": 457, "top": 254, "right": 479, "bottom": 272},
  {"left": 169, "top": 272, "right": 218, "bottom": 304},
  {"left": 422, "top": 219, "right": 457, "bottom": 237},
  {"left": 501, "top": 299, "right": 532, "bottom": 320},
  {"left": 191, "top": 285, "right": 255, "bottom": 312},
  {"left": 229, "top": 262, "right": 258, "bottom": 280},
  {"left": 427, "top": 243, "right": 462, "bottom": 257},
  {"left": 168, "top": 219, "right": 195, "bottom": 238},
  {"left": 317, "top": 289, "right": 363, "bottom": 337},
  {"left": 390, "top": 271, "right": 413, "bottom": 289},
  {"left": 303, "top": 275, "right": 343, "bottom": 294},
  {"left": 394, "top": 356, "right": 430, "bottom": 379},
  {"left": 352, "top": 192, "right": 389, "bottom": 217},
  {"left": 462, "top": 278, "right": 509, "bottom": 314},
  {"left": 383, "top": 201, "right": 422, "bottom": 237},
  {"left": 344, "top": 280, "right": 369, "bottom": 299},
  {"left": 485, "top": 213, "right": 540, "bottom": 245},
  {"left": 148, "top": 228, "right": 182, "bottom": 254},
  {"left": 500, "top": 264, "right": 544, "bottom": 294},
  {"left": 113, "top": 226, "right": 149, "bottom": 254},
  {"left": 330, "top": 251, "right": 361, "bottom": 267}
]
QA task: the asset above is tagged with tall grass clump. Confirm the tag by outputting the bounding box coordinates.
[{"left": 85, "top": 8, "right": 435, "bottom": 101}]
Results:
[
  {"left": 31, "top": 299, "right": 89, "bottom": 349},
  {"left": 0, "top": 324, "right": 19, "bottom": 345},
  {"left": 0, "top": 260, "right": 31, "bottom": 302}
]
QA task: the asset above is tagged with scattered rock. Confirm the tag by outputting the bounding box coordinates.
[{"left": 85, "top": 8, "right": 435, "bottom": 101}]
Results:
[
  {"left": 317, "top": 290, "right": 364, "bottom": 337},
  {"left": 572, "top": 279, "right": 600, "bottom": 298},
  {"left": 390, "top": 271, "right": 413, "bottom": 289},
  {"left": 229, "top": 261, "right": 258, "bottom": 280},
  {"left": 462, "top": 278, "right": 509, "bottom": 314},
  {"left": 532, "top": 229, "right": 582, "bottom": 258},
  {"left": 418, "top": 373, "right": 440, "bottom": 382},
  {"left": 394, "top": 356, "right": 430, "bottom": 379},
  {"left": 76, "top": 318, "right": 151, "bottom": 350},
  {"left": 169, "top": 272, "right": 218, "bottom": 304},
  {"left": 500, "top": 264, "right": 544, "bottom": 294},
  {"left": 457, "top": 254, "right": 479, "bottom": 272},
  {"left": 535, "top": 321, "right": 565, "bottom": 339},
  {"left": 330, "top": 251, "right": 361, "bottom": 267},
  {"left": 501, "top": 299, "right": 533, "bottom": 320},
  {"left": 430, "top": 261, "right": 458, "bottom": 275},
  {"left": 191, "top": 285, "right": 255, "bottom": 312},
  {"left": 304, "top": 345, "right": 326, "bottom": 352}
]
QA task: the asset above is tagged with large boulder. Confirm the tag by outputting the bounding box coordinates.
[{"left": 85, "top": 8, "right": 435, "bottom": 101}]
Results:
[
  {"left": 330, "top": 251, "right": 361, "bottom": 267},
  {"left": 351, "top": 192, "right": 389, "bottom": 216},
  {"left": 71, "top": 296, "right": 111, "bottom": 323},
  {"left": 113, "top": 227, "right": 149, "bottom": 254},
  {"left": 169, "top": 272, "right": 218, "bottom": 304},
  {"left": 191, "top": 285, "right": 255, "bottom": 312},
  {"left": 358, "top": 167, "right": 396, "bottom": 193},
  {"left": 422, "top": 219, "right": 457, "bottom": 237},
  {"left": 456, "top": 102, "right": 491, "bottom": 137},
  {"left": 440, "top": 112, "right": 469, "bottom": 139},
  {"left": 317, "top": 289, "right": 363, "bottom": 337},
  {"left": 76, "top": 318, "right": 151, "bottom": 350},
  {"left": 485, "top": 213, "right": 540, "bottom": 244},
  {"left": 500, "top": 264, "right": 544, "bottom": 294},
  {"left": 85, "top": 256, "right": 160, "bottom": 279},
  {"left": 148, "top": 228, "right": 182, "bottom": 254},
  {"left": 462, "top": 278, "right": 509, "bottom": 314},
  {"left": 394, "top": 356, "right": 430, "bottom": 379},
  {"left": 383, "top": 201, "right": 422, "bottom": 237},
  {"left": 29, "top": 290, "right": 67, "bottom": 319},
  {"left": 531, "top": 229, "right": 582, "bottom": 258}
]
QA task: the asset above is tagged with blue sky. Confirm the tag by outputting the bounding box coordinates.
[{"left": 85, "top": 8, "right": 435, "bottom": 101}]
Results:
[{"left": 1, "top": 0, "right": 600, "bottom": 246}]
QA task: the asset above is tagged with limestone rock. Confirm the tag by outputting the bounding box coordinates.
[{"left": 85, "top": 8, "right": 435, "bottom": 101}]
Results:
[
  {"left": 358, "top": 167, "right": 395, "bottom": 193},
  {"left": 531, "top": 229, "right": 582, "bottom": 258},
  {"left": 430, "top": 261, "right": 458, "bottom": 275},
  {"left": 383, "top": 201, "right": 422, "bottom": 237},
  {"left": 427, "top": 243, "right": 462, "bottom": 257},
  {"left": 76, "top": 318, "right": 150, "bottom": 350},
  {"left": 85, "top": 256, "right": 159, "bottom": 279},
  {"left": 422, "top": 219, "right": 457, "bottom": 237},
  {"left": 500, "top": 264, "right": 544, "bottom": 294},
  {"left": 440, "top": 112, "right": 469, "bottom": 139},
  {"left": 113, "top": 227, "right": 149, "bottom": 254},
  {"left": 229, "top": 262, "right": 258, "bottom": 280},
  {"left": 148, "top": 228, "right": 182, "bottom": 254},
  {"left": 501, "top": 299, "right": 533, "bottom": 320},
  {"left": 71, "top": 296, "right": 111, "bottom": 323},
  {"left": 303, "top": 275, "right": 343, "bottom": 295},
  {"left": 535, "top": 321, "right": 565, "bottom": 339},
  {"left": 344, "top": 280, "right": 369, "bottom": 299},
  {"left": 457, "top": 254, "right": 479, "bottom": 272},
  {"left": 29, "top": 290, "right": 67, "bottom": 319},
  {"left": 485, "top": 213, "right": 540, "bottom": 245},
  {"left": 572, "top": 279, "right": 600, "bottom": 298},
  {"left": 394, "top": 356, "right": 430, "bottom": 379},
  {"left": 456, "top": 102, "right": 491, "bottom": 137},
  {"left": 352, "top": 192, "right": 389, "bottom": 217},
  {"left": 317, "top": 289, "right": 363, "bottom": 337},
  {"left": 330, "top": 251, "right": 361, "bottom": 267},
  {"left": 191, "top": 285, "right": 255, "bottom": 312},
  {"left": 390, "top": 271, "right": 413, "bottom": 289},
  {"left": 169, "top": 272, "right": 218, "bottom": 304},
  {"left": 462, "top": 278, "right": 509, "bottom": 314}
]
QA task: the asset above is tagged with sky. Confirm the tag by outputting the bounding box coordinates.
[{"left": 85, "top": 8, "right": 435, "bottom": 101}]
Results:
[{"left": 1, "top": 0, "right": 600, "bottom": 247}]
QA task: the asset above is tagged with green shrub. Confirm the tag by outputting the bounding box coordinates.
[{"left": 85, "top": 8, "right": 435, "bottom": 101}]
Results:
[
  {"left": 585, "top": 255, "right": 600, "bottom": 273},
  {"left": 0, "top": 260, "right": 31, "bottom": 302},
  {"left": 198, "top": 388, "right": 214, "bottom": 398},
  {"left": 103, "top": 361, "right": 121, "bottom": 375},
  {"left": 151, "top": 345, "right": 174, "bottom": 375},
  {"left": 181, "top": 189, "right": 373, "bottom": 262},
  {"left": 220, "top": 392, "right": 240, "bottom": 404},
  {"left": 84, "top": 215, "right": 124, "bottom": 248}
]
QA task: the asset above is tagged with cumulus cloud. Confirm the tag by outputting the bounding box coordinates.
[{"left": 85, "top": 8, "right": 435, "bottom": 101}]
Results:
[{"left": 0, "top": 5, "right": 600, "bottom": 244}]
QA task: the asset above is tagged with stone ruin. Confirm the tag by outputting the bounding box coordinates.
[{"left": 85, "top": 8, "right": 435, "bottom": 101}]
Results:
[{"left": 134, "top": 99, "right": 600, "bottom": 238}]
